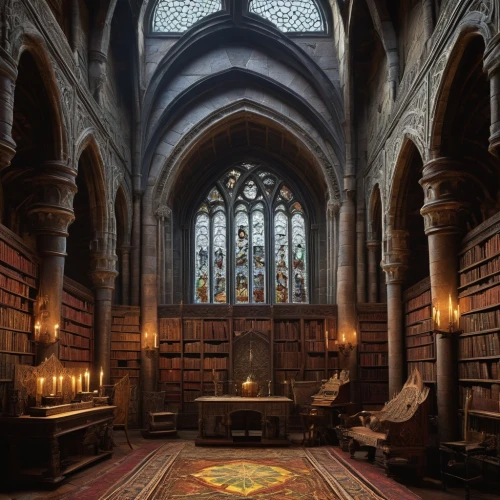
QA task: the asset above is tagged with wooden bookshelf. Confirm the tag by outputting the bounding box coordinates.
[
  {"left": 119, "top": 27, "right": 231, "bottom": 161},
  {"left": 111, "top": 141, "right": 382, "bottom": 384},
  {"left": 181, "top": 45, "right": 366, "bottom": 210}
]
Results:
[
  {"left": 357, "top": 303, "right": 388, "bottom": 409},
  {"left": 0, "top": 225, "right": 39, "bottom": 385},
  {"left": 60, "top": 277, "right": 94, "bottom": 369},
  {"left": 110, "top": 306, "right": 140, "bottom": 386},
  {"left": 458, "top": 212, "right": 500, "bottom": 421},
  {"left": 158, "top": 304, "right": 338, "bottom": 427}
]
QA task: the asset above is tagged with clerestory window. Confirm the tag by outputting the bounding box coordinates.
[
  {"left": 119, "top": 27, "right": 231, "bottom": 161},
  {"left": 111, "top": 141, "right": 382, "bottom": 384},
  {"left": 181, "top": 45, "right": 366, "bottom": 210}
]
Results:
[
  {"left": 248, "top": 0, "right": 325, "bottom": 33},
  {"left": 193, "top": 163, "right": 309, "bottom": 304},
  {"left": 151, "top": 0, "right": 223, "bottom": 33}
]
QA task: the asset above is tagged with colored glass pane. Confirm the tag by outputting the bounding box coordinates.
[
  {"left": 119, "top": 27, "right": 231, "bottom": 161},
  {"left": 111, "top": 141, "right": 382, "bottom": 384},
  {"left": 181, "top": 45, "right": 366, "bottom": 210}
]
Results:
[
  {"left": 194, "top": 212, "right": 210, "bottom": 303},
  {"left": 213, "top": 210, "right": 227, "bottom": 303},
  {"left": 235, "top": 208, "right": 249, "bottom": 303},
  {"left": 252, "top": 210, "right": 266, "bottom": 303},
  {"left": 292, "top": 213, "right": 307, "bottom": 303},
  {"left": 274, "top": 211, "right": 289, "bottom": 303}
]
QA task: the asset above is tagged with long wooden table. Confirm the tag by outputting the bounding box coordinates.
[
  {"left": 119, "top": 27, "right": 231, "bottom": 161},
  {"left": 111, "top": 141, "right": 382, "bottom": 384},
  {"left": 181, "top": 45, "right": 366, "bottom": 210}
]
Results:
[
  {"left": 195, "top": 396, "right": 292, "bottom": 446},
  {"left": 0, "top": 406, "right": 115, "bottom": 485}
]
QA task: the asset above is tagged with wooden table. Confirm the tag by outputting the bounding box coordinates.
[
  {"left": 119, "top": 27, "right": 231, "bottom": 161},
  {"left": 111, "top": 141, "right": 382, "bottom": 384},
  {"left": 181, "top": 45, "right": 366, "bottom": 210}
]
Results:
[
  {"left": 0, "top": 406, "right": 116, "bottom": 485},
  {"left": 195, "top": 396, "right": 292, "bottom": 446}
]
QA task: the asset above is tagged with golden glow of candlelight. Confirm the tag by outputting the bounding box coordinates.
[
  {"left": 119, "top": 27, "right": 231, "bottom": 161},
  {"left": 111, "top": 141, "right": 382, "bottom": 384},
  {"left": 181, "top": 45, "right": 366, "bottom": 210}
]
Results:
[
  {"left": 100, "top": 367, "right": 103, "bottom": 388},
  {"left": 52, "top": 376, "right": 56, "bottom": 395},
  {"left": 54, "top": 323, "right": 59, "bottom": 339},
  {"left": 342, "top": 333, "right": 345, "bottom": 343},
  {"left": 77, "top": 373, "right": 82, "bottom": 393},
  {"left": 58, "top": 375, "right": 63, "bottom": 394},
  {"left": 154, "top": 333, "right": 158, "bottom": 348},
  {"left": 71, "top": 375, "right": 76, "bottom": 396}
]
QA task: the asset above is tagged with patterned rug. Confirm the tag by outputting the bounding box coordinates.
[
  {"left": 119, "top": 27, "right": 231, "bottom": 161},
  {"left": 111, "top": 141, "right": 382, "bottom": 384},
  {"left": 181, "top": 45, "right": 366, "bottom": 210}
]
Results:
[{"left": 97, "top": 443, "right": 420, "bottom": 499}]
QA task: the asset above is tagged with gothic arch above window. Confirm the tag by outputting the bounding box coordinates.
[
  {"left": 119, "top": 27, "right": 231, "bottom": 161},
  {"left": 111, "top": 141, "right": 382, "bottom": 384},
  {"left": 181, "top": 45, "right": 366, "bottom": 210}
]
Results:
[
  {"left": 193, "top": 163, "right": 309, "bottom": 304},
  {"left": 249, "top": 0, "right": 325, "bottom": 33},
  {"left": 151, "top": 0, "right": 223, "bottom": 33}
]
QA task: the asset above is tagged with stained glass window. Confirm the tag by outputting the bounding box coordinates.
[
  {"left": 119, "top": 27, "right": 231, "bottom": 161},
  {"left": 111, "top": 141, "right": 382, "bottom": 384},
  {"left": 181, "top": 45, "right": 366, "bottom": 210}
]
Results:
[
  {"left": 152, "top": 0, "right": 222, "bottom": 33},
  {"left": 249, "top": 0, "right": 325, "bottom": 33},
  {"left": 192, "top": 166, "right": 309, "bottom": 303}
]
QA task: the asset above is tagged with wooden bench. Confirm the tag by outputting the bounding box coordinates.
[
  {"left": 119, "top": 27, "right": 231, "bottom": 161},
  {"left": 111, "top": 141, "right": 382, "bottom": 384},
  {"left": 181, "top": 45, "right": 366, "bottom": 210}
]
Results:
[{"left": 337, "top": 369, "right": 429, "bottom": 476}]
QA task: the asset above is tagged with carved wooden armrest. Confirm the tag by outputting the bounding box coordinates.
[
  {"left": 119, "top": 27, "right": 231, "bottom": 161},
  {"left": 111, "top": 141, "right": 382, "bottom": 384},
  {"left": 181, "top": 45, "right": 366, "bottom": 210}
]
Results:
[{"left": 340, "top": 411, "right": 374, "bottom": 428}]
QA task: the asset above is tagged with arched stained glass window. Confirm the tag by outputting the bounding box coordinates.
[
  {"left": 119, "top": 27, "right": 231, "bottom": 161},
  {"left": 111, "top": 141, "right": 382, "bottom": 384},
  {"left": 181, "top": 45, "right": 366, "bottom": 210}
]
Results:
[
  {"left": 152, "top": 0, "right": 222, "bottom": 33},
  {"left": 249, "top": 0, "right": 325, "bottom": 33},
  {"left": 193, "top": 163, "right": 309, "bottom": 303}
]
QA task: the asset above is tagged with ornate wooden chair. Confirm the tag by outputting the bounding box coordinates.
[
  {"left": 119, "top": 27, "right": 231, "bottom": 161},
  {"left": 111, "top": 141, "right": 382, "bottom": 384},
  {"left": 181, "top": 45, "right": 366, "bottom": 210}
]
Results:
[
  {"left": 142, "top": 391, "right": 178, "bottom": 438},
  {"left": 112, "top": 374, "right": 133, "bottom": 450},
  {"left": 291, "top": 380, "right": 324, "bottom": 446},
  {"left": 338, "top": 368, "right": 429, "bottom": 476}
]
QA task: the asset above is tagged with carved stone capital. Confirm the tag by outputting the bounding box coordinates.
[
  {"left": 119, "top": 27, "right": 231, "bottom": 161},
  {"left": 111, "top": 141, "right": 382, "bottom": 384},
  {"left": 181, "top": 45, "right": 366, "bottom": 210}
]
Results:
[
  {"left": 27, "top": 161, "right": 78, "bottom": 237},
  {"left": 327, "top": 202, "right": 340, "bottom": 218},
  {"left": 366, "top": 240, "right": 381, "bottom": 253},
  {"left": 381, "top": 229, "right": 408, "bottom": 284},
  {"left": 0, "top": 48, "right": 18, "bottom": 171},
  {"left": 483, "top": 33, "right": 500, "bottom": 78},
  {"left": 155, "top": 204, "right": 171, "bottom": 221},
  {"left": 484, "top": 34, "right": 500, "bottom": 158},
  {"left": 419, "top": 158, "right": 469, "bottom": 235},
  {"left": 89, "top": 255, "right": 118, "bottom": 289},
  {"left": 381, "top": 262, "right": 407, "bottom": 284}
]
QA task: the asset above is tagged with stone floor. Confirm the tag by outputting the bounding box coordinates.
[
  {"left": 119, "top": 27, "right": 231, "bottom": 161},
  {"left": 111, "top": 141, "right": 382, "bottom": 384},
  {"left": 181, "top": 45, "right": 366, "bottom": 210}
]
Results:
[{"left": 0, "top": 429, "right": 498, "bottom": 499}]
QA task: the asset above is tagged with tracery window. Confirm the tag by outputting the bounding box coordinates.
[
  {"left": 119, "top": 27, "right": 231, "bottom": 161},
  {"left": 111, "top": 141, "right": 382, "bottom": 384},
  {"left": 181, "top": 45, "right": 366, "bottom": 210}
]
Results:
[
  {"left": 249, "top": 0, "right": 325, "bottom": 33},
  {"left": 193, "top": 164, "right": 308, "bottom": 304},
  {"left": 152, "top": 0, "right": 222, "bottom": 33}
]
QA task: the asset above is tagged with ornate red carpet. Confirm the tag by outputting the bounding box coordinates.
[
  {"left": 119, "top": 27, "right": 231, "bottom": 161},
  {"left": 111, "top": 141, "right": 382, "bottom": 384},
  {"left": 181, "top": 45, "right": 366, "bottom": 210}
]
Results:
[{"left": 88, "top": 443, "right": 420, "bottom": 499}]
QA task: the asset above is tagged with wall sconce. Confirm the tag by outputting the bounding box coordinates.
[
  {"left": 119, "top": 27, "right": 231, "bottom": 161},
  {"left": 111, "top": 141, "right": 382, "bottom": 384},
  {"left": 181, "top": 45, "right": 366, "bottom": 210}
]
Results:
[
  {"left": 338, "top": 332, "right": 355, "bottom": 356},
  {"left": 433, "top": 294, "right": 461, "bottom": 338},
  {"left": 34, "top": 321, "right": 60, "bottom": 347},
  {"left": 144, "top": 332, "right": 158, "bottom": 358}
]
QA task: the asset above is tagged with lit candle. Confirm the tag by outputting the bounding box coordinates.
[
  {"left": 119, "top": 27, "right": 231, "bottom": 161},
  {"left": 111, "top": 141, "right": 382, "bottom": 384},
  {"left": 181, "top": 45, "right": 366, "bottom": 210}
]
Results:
[
  {"left": 437, "top": 310, "right": 441, "bottom": 328},
  {"left": 100, "top": 367, "right": 103, "bottom": 388},
  {"left": 37, "top": 377, "right": 42, "bottom": 395},
  {"left": 40, "top": 377, "right": 45, "bottom": 396},
  {"left": 35, "top": 322, "right": 41, "bottom": 340},
  {"left": 58, "top": 375, "right": 63, "bottom": 394},
  {"left": 449, "top": 294, "right": 452, "bottom": 323},
  {"left": 71, "top": 375, "right": 76, "bottom": 397},
  {"left": 154, "top": 333, "right": 158, "bottom": 348},
  {"left": 52, "top": 376, "right": 56, "bottom": 395},
  {"left": 342, "top": 333, "right": 345, "bottom": 343},
  {"left": 85, "top": 370, "right": 90, "bottom": 392},
  {"left": 54, "top": 323, "right": 59, "bottom": 339},
  {"left": 77, "top": 374, "right": 82, "bottom": 393}
]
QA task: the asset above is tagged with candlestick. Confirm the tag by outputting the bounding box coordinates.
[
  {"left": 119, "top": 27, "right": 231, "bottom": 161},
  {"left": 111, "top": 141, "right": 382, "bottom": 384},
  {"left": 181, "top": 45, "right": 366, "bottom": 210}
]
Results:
[
  {"left": 77, "top": 374, "right": 82, "bottom": 393},
  {"left": 37, "top": 377, "right": 42, "bottom": 395},
  {"left": 85, "top": 370, "right": 90, "bottom": 392},
  {"left": 71, "top": 375, "right": 76, "bottom": 397},
  {"left": 100, "top": 366, "right": 103, "bottom": 388},
  {"left": 54, "top": 323, "right": 59, "bottom": 339},
  {"left": 52, "top": 376, "right": 56, "bottom": 395},
  {"left": 154, "top": 333, "right": 158, "bottom": 348},
  {"left": 35, "top": 322, "right": 41, "bottom": 340},
  {"left": 40, "top": 377, "right": 45, "bottom": 396},
  {"left": 58, "top": 375, "right": 63, "bottom": 394},
  {"left": 448, "top": 294, "right": 452, "bottom": 324}
]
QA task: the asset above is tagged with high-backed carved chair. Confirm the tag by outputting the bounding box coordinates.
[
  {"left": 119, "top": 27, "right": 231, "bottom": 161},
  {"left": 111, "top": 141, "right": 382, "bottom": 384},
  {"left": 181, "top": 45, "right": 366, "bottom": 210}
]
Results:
[
  {"left": 142, "top": 391, "right": 178, "bottom": 438},
  {"left": 113, "top": 374, "right": 132, "bottom": 450},
  {"left": 292, "top": 379, "right": 324, "bottom": 445}
]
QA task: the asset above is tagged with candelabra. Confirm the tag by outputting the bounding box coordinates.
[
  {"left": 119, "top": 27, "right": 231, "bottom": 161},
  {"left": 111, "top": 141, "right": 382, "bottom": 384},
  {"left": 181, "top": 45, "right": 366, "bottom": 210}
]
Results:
[
  {"left": 34, "top": 321, "right": 59, "bottom": 347},
  {"left": 144, "top": 332, "right": 158, "bottom": 358},
  {"left": 432, "top": 296, "right": 461, "bottom": 338},
  {"left": 338, "top": 341, "right": 354, "bottom": 356}
]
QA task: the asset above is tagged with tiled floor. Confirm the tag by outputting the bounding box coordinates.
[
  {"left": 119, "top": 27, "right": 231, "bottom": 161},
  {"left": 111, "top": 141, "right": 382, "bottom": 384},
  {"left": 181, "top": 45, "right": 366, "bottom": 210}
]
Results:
[{"left": 0, "top": 430, "right": 498, "bottom": 499}]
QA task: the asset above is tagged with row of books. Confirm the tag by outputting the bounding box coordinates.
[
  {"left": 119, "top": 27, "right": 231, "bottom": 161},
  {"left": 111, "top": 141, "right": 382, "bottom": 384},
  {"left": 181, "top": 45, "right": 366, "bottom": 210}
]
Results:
[
  {"left": 459, "top": 284, "right": 500, "bottom": 313},
  {"left": 360, "top": 367, "right": 388, "bottom": 380},
  {"left": 305, "top": 357, "right": 325, "bottom": 369},
  {"left": 204, "top": 320, "right": 228, "bottom": 339},
  {"left": 459, "top": 360, "right": 500, "bottom": 380},
  {"left": 405, "top": 306, "right": 432, "bottom": 325},
  {"left": 184, "top": 341, "right": 201, "bottom": 352},
  {"left": 460, "top": 233, "right": 500, "bottom": 268},
  {"left": 408, "top": 361, "right": 436, "bottom": 381},
  {"left": 110, "top": 359, "right": 139, "bottom": 368},
  {"left": 304, "top": 320, "right": 324, "bottom": 340},
  {"left": 183, "top": 358, "right": 201, "bottom": 369},
  {"left": 159, "top": 357, "right": 182, "bottom": 369},
  {"left": 0, "top": 307, "right": 32, "bottom": 331},
  {"left": 0, "top": 330, "right": 33, "bottom": 353},
  {"left": 0, "top": 265, "right": 31, "bottom": 296},
  {"left": 159, "top": 318, "right": 181, "bottom": 339},
  {"left": 62, "top": 320, "right": 92, "bottom": 337},
  {"left": 110, "top": 369, "right": 135, "bottom": 378},
  {"left": 359, "top": 322, "right": 386, "bottom": 331},
  {"left": 204, "top": 342, "right": 229, "bottom": 353},
  {"left": 406, "top": 319, "right": 433, "bottom": 336},
  {"left": 459, "top": 332, "right": 500, "bottom": 358},
  {"left": 111, "top": 333, "right": 140, "bottom": 342},
  {"left": 62, "top": 304, "right": 93, "bottom": 326},
  {"left": 460, "top": 256, "right": 500, "bottom": 287},
  {"left": 459, "top": 384, "right": 500, "bottom": 406},
  {"left": 359, "top": 343, "right": 387, "bottom": 352},
  {"left": 111, "top": 351, "right": 140, "bottom": 360},
  {"left": 183, "top": 320, "right": 203, "bottom": 339},
  {"left": 305, "top": 340, "right": 326, "bottom": 351},
  {"left": 406, "top": 332, "right": 434, "bottom": 348},
  {"left": 62, "top": 291, "right": 92, "bottom": 311},
  {"left": 358, "top": 312, "right": 387, "bottom": 321},
  {"left": 274, "top": 351, "right": 300, "bottom": 368},
  {"left": 0, "top": 284, "right": 29, "bottom": 309},
  {"left": 111, "top": 325, "right": 140, "bottom": 333},
  {"left": 359, "top": 382, "right": 388, "bottom": 402},
  {"left": 405, "top": 290, "right": 431, "bottom": 313},
  {"left": 407, "top": 345, "right": 434, "bottom": 361},
  {"left": 60, "top": 331, "right": 90, "bottom": 349},
  {"left": 361, "top": 332, "right": 387, "bottom": 341},
  {"left": 203, "top": 370, "right": 228, "bottom": 382},
  {"left": 274, "top": 320, "right": 300, "bottom": 340},
  {"left": 110, "top": 341, "right": 140, "bottom": 350},
  {"left": 303, "top": 370, "right": 325, "bottom": 381},
  {"left": 234, "top": 319, "right": 270, "bottom": 333},
  {"left": 460, "top": 309, "right": 500, "bottom": 332},
  {"left": 0, "top": 240, "right": 38, "bottom": 277},
  {"left": 203, "top": 358, "right": 228, "bottom": 369},
  {"left": 159, "top": 371, "right": 182, "bottom": 382},
  {"left": 59, "top": 345, "right": 90, "bottom": 361},
  {"left": 183, "top": 390, "right": 201, "bottom": 402},
  {"left": 183, "top": 371, "right": 202, "bottom": 381},
  {"left": 359, "top": 353, "right": 388, "bottom": 366},
  {"left": 0, "top": 353, "right": 34, "bottom": 379},
  {"left": 460, "top": 274, "right": 500, "bottom": 299},
  {"left": 112, "top": 315, "right": 140, "bottom": 325},
  {"left": 160, "top": 343, "right": 181, "bottom": 352},
  {"left": 275, "top": 341, "right": 300, "bottom": 352}
]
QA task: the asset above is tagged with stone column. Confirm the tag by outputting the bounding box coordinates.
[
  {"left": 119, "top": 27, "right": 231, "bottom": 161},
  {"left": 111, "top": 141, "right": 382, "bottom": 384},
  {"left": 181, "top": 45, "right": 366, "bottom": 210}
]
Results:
[
  {"left": 130, "top": 190, "right": 142, "bottom": 306},
  {"left": 90, "top": 257, "right": 117, "bottom": 385},
  {"left": 336, "top": 180, "right": 357, "bottom": 376},
  {"left": 27, "top": 161, "right": 77, "bottom": 360},
  {"left": 381, "top": 229, "right": 408, "bottom": 397},
  {"left": 484, "top": 33, "right": 500, "bottom": 158},
  {"left": 326, "top": 203, "right": 339, "bottom": 304},
  {"left": 420, "top": 157, "right": 468, "bottom": 442},
  {"left": 141, "top": 184, "right": 158, "bottom": 392},
  {"left": 367, "top": 240, "right": 380, "bottom": 303},
  {"left": 356, "top": 206, "right": 366, "bottom": 303},
  {"left": 119, "top": 245, "right": 131, "bottom": 305},
  {"left": 156, "top": 205, "right": 171, "bottom": 305},
  {"left": 0, "top": 48, "right": 17, "bottom": 172}
]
